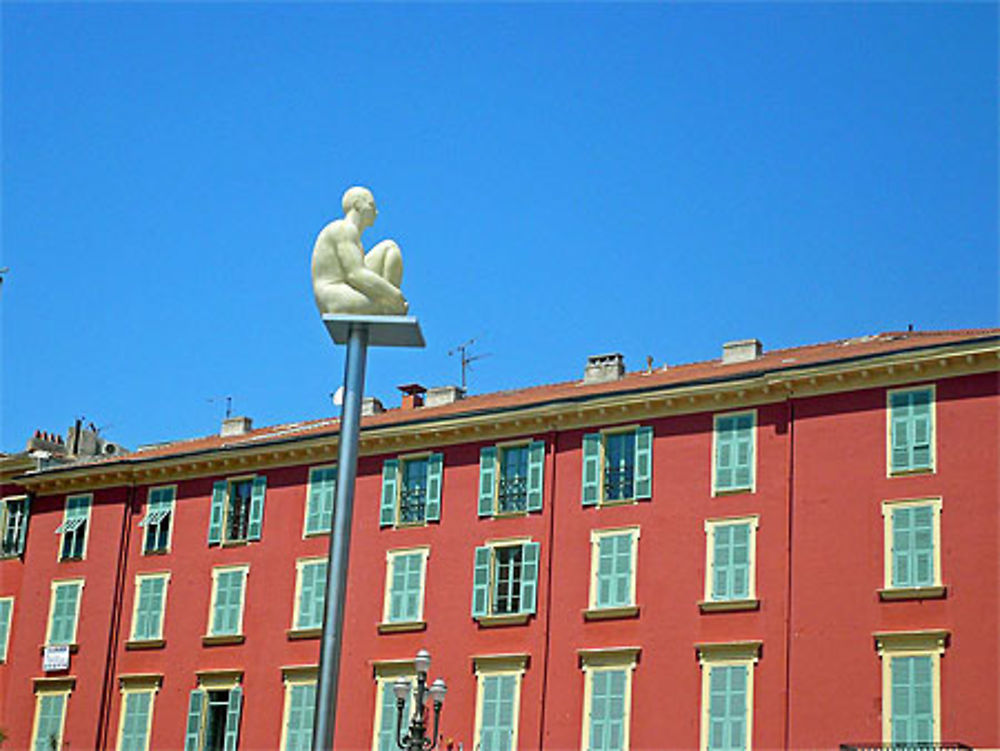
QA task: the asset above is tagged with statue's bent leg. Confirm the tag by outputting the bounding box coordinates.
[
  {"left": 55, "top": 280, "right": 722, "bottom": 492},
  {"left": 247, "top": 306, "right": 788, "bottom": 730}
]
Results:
[
  {"left": 313, "top": 281, "right": 379, "bottom": 316},
  {"left": 365, "top": 240, "right": 403, "bottom": 287}
]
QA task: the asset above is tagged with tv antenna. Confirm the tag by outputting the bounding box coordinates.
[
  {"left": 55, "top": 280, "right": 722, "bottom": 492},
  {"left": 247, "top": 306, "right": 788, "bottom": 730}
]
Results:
[
  {"left": 448, "top": 338, "right": 490, "bottom": 391},
  {"left": 208, "top": 395, "right": 234, "bottom": 419}
]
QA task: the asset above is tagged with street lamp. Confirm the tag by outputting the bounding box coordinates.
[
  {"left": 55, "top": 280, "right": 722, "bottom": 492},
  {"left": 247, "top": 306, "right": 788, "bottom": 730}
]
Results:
[{"left": 393, "top": 649, "right": 447, "bottom": 751}]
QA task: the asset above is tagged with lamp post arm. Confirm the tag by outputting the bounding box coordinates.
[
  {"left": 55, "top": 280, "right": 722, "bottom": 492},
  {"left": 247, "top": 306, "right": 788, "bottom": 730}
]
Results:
[
  {"left": 395, "top": 700, "right": 407, "bottom": 750},
  {"left": 427, "top": 701, "right": 443, "bottom": 751}
]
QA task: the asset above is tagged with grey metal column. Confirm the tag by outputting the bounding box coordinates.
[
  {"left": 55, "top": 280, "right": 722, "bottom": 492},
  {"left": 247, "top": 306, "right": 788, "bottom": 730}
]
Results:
[{"left": 313, "top": 323, "right": 369, "bottom": 751}]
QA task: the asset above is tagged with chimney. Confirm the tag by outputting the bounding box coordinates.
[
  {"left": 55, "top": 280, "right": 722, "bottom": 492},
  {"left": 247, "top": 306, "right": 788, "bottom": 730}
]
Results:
[
  {"left": 397, "top": 384, "right": 426, "bottom": 410},
  {"left": 26, "top": 430, "right": 68, "bottom": 456},
  {"left": 66, "top": 422, "right": 100, "bottom": 456},
  {"left": 221, "top": 416, "right": 253, "bottom": 437},
  {"left": 584, "top": 353, "right": 626, "bottom": 384},
  {"left": 722, "top": 339, "right": 764, "bottom": 364},
  {"left": 425, "top": 385, "right": 466, "bottom": 408},
  {"left": 361, "top": 397, "right": 385, "bottom": 416}
]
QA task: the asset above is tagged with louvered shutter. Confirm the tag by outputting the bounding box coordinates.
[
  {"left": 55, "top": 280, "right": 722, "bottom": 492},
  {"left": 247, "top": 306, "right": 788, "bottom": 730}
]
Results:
[
  {"left": 479, "top": 447, "right": 497, "bottom": 517},
  {"left": 15, "top": 495, "right": 30, "bottom": 555},
  {"left": 424, "top": 453, "right": 443, "bottom": 522},
  {"left": 892, "top": 507, "right": 913, "bottom": 587},
  {"left": 581, "top": 434, "right": 601, "bottom": 506},
  {"left": 247, "top": 476, "right": 266, "bottom": 541},
  {"left": 633, "top": 426, "right": 653, "bottom": 499},
  {"left": 223, "top": 686, "right": 242, "bottom": 751},
  {"left": 731, "top": 524, "right": 750, "bottom": 598},
  {"left": 380, "top": 460, "right": 399, "bottom": 528},
  {"left": 519, "top": 542, "right": 540, "bottom": 615},
  {"left": 733, "top": 415, "right": 754, "bottom": 490},
  {"left": 208, "top": 481, "right": 226, "bottom": 545},
  {"left": 911, "top": 390, "right": 932, "bottom": 469},
  {"left": 184, "top": 690, "right": 205, "bottom": 751},
  {"left": 472, "top": 546, "right": 491, "bottom": 617},
  {"left": 526, "top": 440, "right": 545, "bottom": 511},
  {"left": 715, "top": 417, "right": 735, "bottom": 491}
]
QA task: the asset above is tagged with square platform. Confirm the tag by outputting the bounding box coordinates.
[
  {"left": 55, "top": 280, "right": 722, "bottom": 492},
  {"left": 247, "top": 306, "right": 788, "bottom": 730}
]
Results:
[{"left": 321, "top": 314, "right": 425, "bottom": 348}]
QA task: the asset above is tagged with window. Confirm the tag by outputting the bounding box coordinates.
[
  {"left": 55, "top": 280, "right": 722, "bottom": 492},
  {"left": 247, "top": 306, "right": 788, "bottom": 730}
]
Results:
[
  {"left": 31, "top": 682, "right": 73, "bottom": 751},
  {"left": 140, "top": 486, "right": 175, "bottom": 554},
  {"left": 1, "top": 494, "right": 30, "bottom": 557},
  {"left": 478, "top": 441, "right": 545, "bottom": 516},
  {"left": 379, "top": 454, "right": 443, "bottom": 528},
  {"left": 117, "top": 676, "right": 161, "bottom": 751},
  {"left": 304, "top": 465, "right": 337, "bottom": 536},
  {"left": 206, "top": 566, "right": 249, "bottom": 641},
  {"left": 701, "top": 517, "right": 760, "bottom": 611},
  {"left": 292, "top": 558, "right": 327, "bottom": 632},
  {"left": 372, "top": 661, "right": 415, "bottom": 751},
  {"left": 473, "top": 655, "right": 527, "bottom": 751},
  {"left": 208, "top": 476, "right": 266, "bottom": 546},
  {"left": 129, "top": 573, "right": 169, "bottom": 644},
  {"left": 581, "top": 427, "right": 653, "bottom": 506},
  {"left": 381, "top": 547, "right": 429, "bottom": 630},
  {"left": 579, "top": 647, "right": 639, "bottom": 751},
  {"left": 56, "top": 493, "right": 91, "bottom": 560},
  {"left": 875, "top": 630, "right": 948, "bottom": 746},
  {"left": 697, "top": 641, "right": 760, "bottom": 751},
  {"left": 881, "top": 498, "right": 944, "bottom": 599},
  {"left": 472, "top": 541, "right": 540, "bottom": 623},
  {"left": 713, "top": 412, "right": 755, "bottom": 494},
  {"left": 888, "top": 386, "right": 935, "bottom": 474},
  {"left": 280, "top": 667, "right": 317, "bottom": 751},
  {"left": 46, "top": 579, "right": 84, "bottom": 646},
  {"left": 185, "top": 678, "right": 243, "bottom": 751},
  {"left": 587, "top": 528, "right": 640, "bottom": 618},
  {"left": 0, "top": 596, "right": 12, "bottom": 662}
]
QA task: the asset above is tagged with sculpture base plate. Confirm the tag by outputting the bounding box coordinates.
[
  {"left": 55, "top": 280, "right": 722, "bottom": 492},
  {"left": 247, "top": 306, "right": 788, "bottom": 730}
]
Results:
[{"left": 321, "top": 314, "right": 425, "bottom": 348}]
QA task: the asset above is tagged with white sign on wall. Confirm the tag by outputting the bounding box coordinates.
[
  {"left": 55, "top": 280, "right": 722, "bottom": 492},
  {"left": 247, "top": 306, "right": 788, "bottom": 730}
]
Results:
[{"left": 42, "top": 645, "right": 70, "bottom": 672}]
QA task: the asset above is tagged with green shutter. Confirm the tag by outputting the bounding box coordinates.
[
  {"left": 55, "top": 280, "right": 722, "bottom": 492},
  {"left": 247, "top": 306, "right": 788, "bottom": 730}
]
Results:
[
  {"left": 51, "top": 582, "right": 80, "bottom": 644},
  {"left": 134, "top": 577, "right": 165, "bottom": 640},
  {"left": 34, "top": 693, "right": 66, "bottom": 751},
  {"left": 581, "top": 434, "right": 601, "bottom": 506},
  {"left": 208, "top": 481, "right": 226, "bottom": 545},
  {"left": 15, "top": 496, "right": 30, "bottom": 555},
  {"left": 633, "top": 426, "right": 653, "bottom": 500},
  {"left": 224, "top": 686, "right": 242, "bottom": 751},
  {"left": 519, "top": 542, "right": 540, "bottom": 615},
  {"left": 298, "top": 562, "right": 327, "bottom": 629},
  {"left": 378, "top": 680, "right": 407, "bottom": 751},
  {"left": 213, "top": 570, "right": 244, "bottom": 635},
  {"left": 389, "top": 553, "right": 422, "bottom": 622},
  {"left": 892, "top": 507, "right": 913, "bottom": 587},
  {"left": 424, "top": 453, "right": 443, "bottom": 522},
  {"left": 0, "top": 599, "right": 12, "bottom": 662},
  {"left": 892, "top": 505, "right": 935, "bottom": 588},
  {"left": 731, "top": 524, "right": 750, "bottom": 598},
  {"left": 708, "top": 665, "right": 747, "bottom": 751},
  {"left": 733, "top": 415, "right": 754, "bottom": 490},
  {"left": 285, "top": 683, "right": 316, "bottom": 751},
  {"left": 526, "top": 440, "right": 545, "bottom": 512},
  {"left": 472, "top": 546, "right": 491, "bottom": 617},
  {"left": 247, "top": 476, "right": 266, "bottom": 541},
  {"left": 912, "top": 506, "right": 934, "bottom": 585},
  {"left": 589, "top": 669, "right": 626, "bottom": 751},
  {"left": 120, "top": 691, "right": 152, "bottom": 751},
  {"left": 306, "top": 468, "right": 336, "bottom": 535},
  {"left": 479, "top": 674, "right": 516, "bottom": 751},
  {"left": 891, "top": 655, "right": 933, "bottom": 744},
  {"left": 712, "top": 526, "right": 731, "bottom": 600},
  {"left": 380, "top": 460, "right": 399, "bottom": 528},
  {"left": 910, "top": 391, "right": 932, "bottom": 469},
  {"left": 479, "top": 447, "right": 497, "bottom": 517},
  {"left": 184, "top": 690, "right": 205, "bottom": 751}
]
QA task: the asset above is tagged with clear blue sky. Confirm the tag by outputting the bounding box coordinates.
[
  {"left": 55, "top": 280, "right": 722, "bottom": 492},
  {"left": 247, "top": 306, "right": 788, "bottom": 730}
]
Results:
[{"left": 2, "top": 3, "right": 997, "bottom": 453}]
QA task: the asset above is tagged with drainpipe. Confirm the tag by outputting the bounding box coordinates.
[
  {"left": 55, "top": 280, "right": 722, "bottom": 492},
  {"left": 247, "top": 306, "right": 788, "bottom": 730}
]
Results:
[
  {"left": 782, "top": 395, "right": 796, "bottom": 750},
  {"left": 95, "top": 482, "right": 136, "bottom": 750},
  {"left": 536, "top": 427, "right": 559, "bottom": 750}
]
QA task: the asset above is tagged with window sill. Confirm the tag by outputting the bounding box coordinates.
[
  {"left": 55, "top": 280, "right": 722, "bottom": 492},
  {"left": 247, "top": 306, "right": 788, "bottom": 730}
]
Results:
[
  {"left": 202, "top": 634, "right": 245, "bottom": 646},
  {"left": 40, "top": 643, "right": 79, "bottom": 654},
  {"left": 378, "top": 620, "right": 427, "bottom": 634},
  {"left": 698, "top": 599, "right": 759, "bottom": 613},
  {"left": 221, "top": 539, "right": 249, "bottom": 548},
  {"left": 888, "top": 469, "right": 935, "bottom": 479},
  {"left": 475, "top": 613, "right": 531, "bottom": 628},
  {"left": 286, "top": 627, "right": 322, "bottom": 641},
  {"left": 142, "top": 549, "right": 170, "bottom": 557},
  {"left": 491, "top": 510, "right": 529, "bottom": 519},
  {"left": 597, "top": 498, "right": 639, "bottom": 508},
  {"left": 58, "top": 556, "right": 85, "bottom": 563},
  {"left": 302, "top": 530, "right": 331, "bottom": 539},
  {"left": 711, "top": 487, "right": 754, "bottom": 497},
  {"left": 125, "top": 639, "right": 165, "bottom": 650},
  {"left": 583, "top": 605, "right": 640, "bottom": 621},
  {"left": 878, "top": 585, "right": 947, "bottom": 601}
]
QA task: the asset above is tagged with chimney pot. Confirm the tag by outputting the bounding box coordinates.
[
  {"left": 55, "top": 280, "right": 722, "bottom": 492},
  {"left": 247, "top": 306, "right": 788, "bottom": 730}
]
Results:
[
  {"left": 584, "top": 353, "right": 626, "bottom": 384},
  {"left": 397, "top": 383, "right": 426, "bottom": 410}
]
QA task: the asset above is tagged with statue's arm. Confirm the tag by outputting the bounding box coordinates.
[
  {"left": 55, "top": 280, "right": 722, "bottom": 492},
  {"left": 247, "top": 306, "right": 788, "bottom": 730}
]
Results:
[{"left": 335, "top": 238, "right": 406, "bottom": 308}]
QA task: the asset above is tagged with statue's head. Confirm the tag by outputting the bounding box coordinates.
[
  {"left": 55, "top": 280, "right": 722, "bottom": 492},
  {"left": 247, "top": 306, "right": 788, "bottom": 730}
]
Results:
[{"left": 342, "top": 186, "right": 377, "bottom": 229}]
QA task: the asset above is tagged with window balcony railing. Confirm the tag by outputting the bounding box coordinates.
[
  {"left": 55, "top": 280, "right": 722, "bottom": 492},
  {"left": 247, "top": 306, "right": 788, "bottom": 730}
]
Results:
[{"left": 840, "top": 743, "right": 972, "bottom": 750}]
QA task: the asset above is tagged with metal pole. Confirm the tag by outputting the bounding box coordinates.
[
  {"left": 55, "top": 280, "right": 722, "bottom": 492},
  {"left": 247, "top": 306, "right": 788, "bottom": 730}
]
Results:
[{"left": 313, "top": 323, "right": 369, "bottom": 751}]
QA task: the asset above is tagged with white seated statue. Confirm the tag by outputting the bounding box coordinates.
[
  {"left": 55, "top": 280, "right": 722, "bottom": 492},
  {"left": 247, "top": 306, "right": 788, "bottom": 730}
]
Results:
[{"left": 311, "top": 186, "right": 409, "bottom": 316}]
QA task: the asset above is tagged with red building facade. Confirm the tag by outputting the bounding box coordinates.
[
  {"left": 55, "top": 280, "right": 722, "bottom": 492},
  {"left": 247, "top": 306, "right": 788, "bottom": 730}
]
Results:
[{"left": 1, "top": 329, "right": 997, "bottom": 750}]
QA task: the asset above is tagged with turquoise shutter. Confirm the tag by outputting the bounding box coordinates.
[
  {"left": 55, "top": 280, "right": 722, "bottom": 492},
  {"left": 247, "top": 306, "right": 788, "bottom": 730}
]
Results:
[
  {"left": 208, "top": 481, "right": 226, "bottom": 545},
  {"left": 733, "top": 415, "right": 754, "bottom": 490},
  {"left": 526, "top": 440, "right": 545, "bottom": 512},
  {"left": 378, "top": 681, "right": 407, "bottom": 751},
  {"left": 286, "top": 682, "right": 316, "bottom": 751},
  {"left": 472, "top": 546, "right": 492, "bottom": 617},
  {"left": 890, "top": 393, "right": 911, "bottom": 471},
  {"left": 633, "top": 426, "right": 653, "bottom": 500},
  {"left": 35, "top": 694, "right": 66, "bottom": 751},
  {"left": 15, "top": 496, "right": 30, "bottom": 555},
  {"left": 589, "top": 670, "right": 626, "bottom": 751},
  {"left": 731, "top": 524, "right": 750, "bottom": 598},
  {"left": 596, "top": 536, "right": 615, "bottom": 608},
  {"left": 298, "top": 563, "right": 325, "bottom": 629},
  {"left": 912, "top": 505, "right": 934, "bottom": 585},
  {"left": 403, "top": 554, "right": 422, "bottom": 620},
  {"left": 715, "top": 417, "right": 735, "bottom": 491},
  {"left": 614, "top": 534, "right": 632, "bottom": 606},
  {"left": 380, "top": 460, "right": 399, "bottom": 528},
  {"left": 581, "top": 434, "right": 601, "bottom": 506},
  {"left": 0, "top": 599, "right": 11, "bottom": 662},
  {"left": 479, "top": 674, "right": 516, "bottom": 751},
  {"left": 52, "top": 583, "right": 80, "bottom": 644},
  {"left": 712, "top": 526, "right": 731, "bottom": 600},
  {"left": 910, "top": 390, "right": 932, "bottom": 469},
  {"left": 478, "top": 447, "right": 497, "bottom": 517},
  {"left": 247, "top": 476, "right": 266, "bottom": 541},
  {"left": 121, "top": 691, "right": 152, "bottom": 751},
  {"left": 223, "top": 686, "right": 242, "bottom": 751},
  {"left": 519, "top": 542, "right": 540, "bottom": 615},
  {"left": 708, "top": 666, "right": 747, "bottom": 751},
  {"left": 892, "top": 507, "right": 913, "bottom": 587},
  {"left": 425, "top": 453, "right": 443, "bottom": 522},
  {"left": 135, "top": 577, "right": 165, "bottom": 640},
  {"left": 305, "top": 469, "right": 325, "bottom": 534},
  {"left": 184, "top": 690, "right": 205, "bottom": 751}
]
